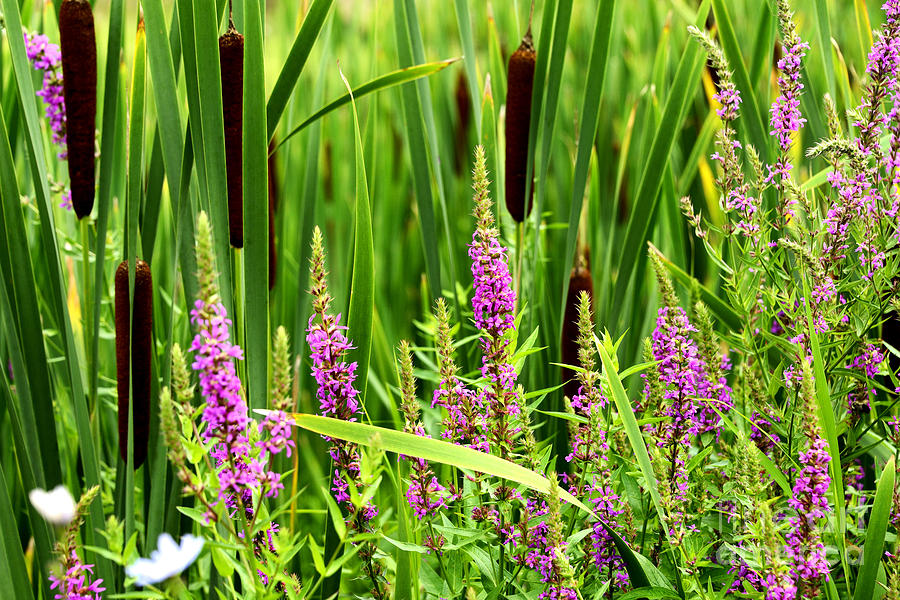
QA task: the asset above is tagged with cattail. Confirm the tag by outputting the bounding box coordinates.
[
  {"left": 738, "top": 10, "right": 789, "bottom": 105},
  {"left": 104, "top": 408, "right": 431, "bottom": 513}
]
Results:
[
  {"left": 220, "top": 24, "right": 244, "bottom": 247},
  {"left": 58, "top": 0, "right": 96, "bottom": 219},
  {"left": 504, "top": 30, "right": 535, "bottom": 222},
  {"left": 453, "top": 70, "right": 471, "bottom": 174},
  {"left": 561, "top": 248, "right": 592, "bottom": 400},
  {"left": 268, "top": 139, "right": 278, "bottom": 289},
  {"left": 115, "top": 259, "right": 153, "bottom": 468}
]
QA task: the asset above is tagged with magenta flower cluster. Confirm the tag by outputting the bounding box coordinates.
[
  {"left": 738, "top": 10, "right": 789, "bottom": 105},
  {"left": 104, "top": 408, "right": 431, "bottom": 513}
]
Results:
[
  {"left": 24, "top": 31, "right": 73, "bottom": 210},
  {"left": 854, "top": 0, "right": 900, "bottom": 155},
  {"left": 48, "top": 551, "right": 105, "bottom": 600},
  {"left": 306, "top": 311, "right": 376, "bottom": 521},
  {"left": 769, "top": 40, "right": 810, "bottom": 154},
  {"left": 24, "top": 32, "right": 66, "bottom": 153},
  {"left": 190, "top": 299, "right": 285, "bottom": 514},
  {"left": 784, "top": 437, "right": 832, "bottom": 583}
]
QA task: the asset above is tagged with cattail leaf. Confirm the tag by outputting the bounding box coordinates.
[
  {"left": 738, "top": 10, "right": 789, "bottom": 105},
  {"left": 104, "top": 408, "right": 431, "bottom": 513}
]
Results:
[
  {"left": 243, "top": 0, "right": 269, "bottom": 412},
  {"left": 142, "top": 0, "right": 185, "bottom": 256},
  {"left": 265, "top": 0, "right": 332, "bottom": 138},
  {"left": 812, "top": 0, "right": 835, "bottom": 99},
  {"left": 90, "top": 0, "right": 124, "bottom": 403},
  {"left": 710, "top": 0, "right": 770, "bottom": 162},
  {"left": 339, "top": 66, "right": 375, "bottom": 424},
  {"left": 0, "top": 288, "right": 56, "bottom": 596},
  {"left": 393, "top": 0, "right": 443, "bottom": 305},
  {"left": 0, "top": 462, "right": 34, "bottom": 600},
  {"left": 281, "top": 411, "right": 669, "bottom": 590},
  {"left": 288, "top": 19, "right": 332, "bottom": 359},
  {"left": 610, "top": 0, "right": 709, "bottom": 329},
  {"left": 854, "top": 0, "right": 873, "bottom": 71},
  {"left": 558, "top": 0, "right": 616, "bottom": 345},
  {"left": 278, "top": 58, "right": 459, "bottom": 150},
  {"left": 854, "top": 455, "right": 895, "bottom": 600},
  {"left": 189, "top": 0, "right": 233, "bottom": 316},
  {"left": 748, "top": 1, "right": 774, "bottom": 88}
]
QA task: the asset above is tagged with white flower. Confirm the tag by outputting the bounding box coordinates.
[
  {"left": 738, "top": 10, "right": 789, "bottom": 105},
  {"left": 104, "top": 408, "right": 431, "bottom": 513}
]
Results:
[
  {"left": 28, "top": 485, "right": 76, "bottom": 525},
  {"left": 126, "top": 533, "right": 204, "bottom": 587}
]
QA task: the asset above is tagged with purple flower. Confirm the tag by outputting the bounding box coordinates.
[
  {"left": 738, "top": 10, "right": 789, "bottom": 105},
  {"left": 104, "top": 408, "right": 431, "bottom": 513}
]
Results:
[
  {"left": 24, "top": 31, "right": 66, "bottom": 154},
  {"left": 469, "top": 146, "right": 522, "bottom": 457},
  {"left": 767, "top": 0, "right": 809, "bottom": 224},
  {"left": 49, "top": 551, "right": 105, "bottom": 600},
  {"left": 854, "top": 0, "right": 900, "bottom": 156},
  {"left": 306, "top": 227, "right": 378, "bottom": 527},
  {"left": 190, "top": 298, "right": 279, "bottom": 511},
  {"left": 847, "top": 344, "right": 885, "bottom": 419},
  {"left": 785, "top": 437, "right": 831, "bottom": 582},
  {"left": 24, "top": 30, "right": 72, "bottom": 209}
]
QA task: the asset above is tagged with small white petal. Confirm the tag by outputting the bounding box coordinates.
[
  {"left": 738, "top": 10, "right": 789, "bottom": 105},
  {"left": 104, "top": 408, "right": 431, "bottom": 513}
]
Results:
[
  {"left": 28, "top": 485, "right": 76, "bottom": 525},
  {"left": 126, "top": 533, "right": 205, "bottom": 587}
]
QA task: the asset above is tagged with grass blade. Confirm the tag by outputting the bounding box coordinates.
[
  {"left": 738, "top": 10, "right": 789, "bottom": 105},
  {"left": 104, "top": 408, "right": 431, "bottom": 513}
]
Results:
[
  {"left": 340, "top": 67, "right": 375, "bottom": 406},
  {"left": 243, "top": 0, "right": 269, "bottom": 411},
  {"left": 854, "top": 456, "right": 895, "bottom": 600},
  {"left": 283, "top": 413, "right": 594, "bottom": 515},
  {"left": 277, "top": 58, "right": 459, "bottom": 150}
]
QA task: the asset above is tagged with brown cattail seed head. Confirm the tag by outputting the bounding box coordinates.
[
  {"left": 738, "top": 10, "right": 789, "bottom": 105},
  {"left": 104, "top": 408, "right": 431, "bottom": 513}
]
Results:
[
  {"left": 454, "top": 71, "right": 471, "bottom": 173},
  {"left": 115, "top": 259, "right": 153, "bottom": 468},
  {"left": 504, "top": 32, "right": 535, "bottom": 222},
  {"left": 220, "top": 25, "right": 244, "bottom": 247},
  {"left": 562, "top": 249, "right": 593, "bottom": 399},
  {"left": 59, "top": 0, "right": 97, "bottom": 219}
]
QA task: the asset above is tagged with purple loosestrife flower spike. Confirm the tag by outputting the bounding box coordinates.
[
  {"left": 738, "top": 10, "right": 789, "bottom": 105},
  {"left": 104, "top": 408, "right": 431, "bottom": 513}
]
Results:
[
  {"left": 190, "top": 212, "right": 282, "bottom": 514},
  {"left": 689, "top": 26, "right": 759, "bottom": 234},
  {"left": 48, "top": 486, "right": 105, "bottom": 600},
  {"left": 306, "top": 226, "right": 378, "bottom": 525},
  {"left": 469, "top": 145, "right": 521, "bottom": 458},
  {"left": 563, "top": 292, "right": 630, "bottom": 589},
  {"left": 307, "top": 226, "right": 385, "bottom": 597},
  {"left": 397, "top": 341, "right": 447, "bottom": 545},
  {"left": 770, "top": 0, "right": 809, "bottom": 151},
  {"left": 432, "top": 298, "right": 488, "bottom": 451},
  {"left": 24, "top": 31, "right": 73, "bottom": 209},
  {"left": 532, "top": 474, "right": 578, "bottom": 600},
  {"left": 768, "top": 0, "right": 809, "bottom": 210},
  {"left": 783, "top": 358, "right": 832, "bottom": 596},
  {"left": 258, "top": 327, "right": 295, "bottom": 462},
  {"left": 854, "top": 0, "right": 900, "bottom": 158}
]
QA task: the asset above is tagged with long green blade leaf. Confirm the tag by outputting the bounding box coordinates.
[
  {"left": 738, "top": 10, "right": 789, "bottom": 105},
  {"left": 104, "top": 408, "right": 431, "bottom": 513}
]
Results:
[{"left": 854, "top": 456, "right": 895, "bottom": 600}]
